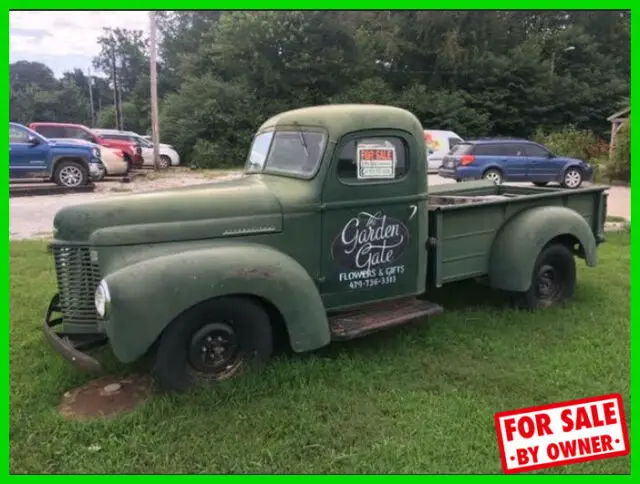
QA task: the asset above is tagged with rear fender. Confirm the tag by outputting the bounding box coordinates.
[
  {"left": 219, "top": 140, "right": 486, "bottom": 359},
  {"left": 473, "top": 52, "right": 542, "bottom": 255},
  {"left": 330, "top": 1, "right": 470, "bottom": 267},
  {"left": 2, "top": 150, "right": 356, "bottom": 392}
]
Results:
[
  {"left": 103, "top": 244, "right": 329, "bottom": 363},
  {"left": 488, "top": 206, "right": 597, "bottom": 292}
]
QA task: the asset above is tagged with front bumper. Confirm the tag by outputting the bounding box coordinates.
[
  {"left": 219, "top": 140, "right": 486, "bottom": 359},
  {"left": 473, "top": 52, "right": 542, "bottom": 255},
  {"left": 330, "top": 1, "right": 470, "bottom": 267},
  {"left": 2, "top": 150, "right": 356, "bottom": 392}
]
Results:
[
  {"left": 89, "top": 162, "right": 106, "bottom": 181},
  {"left": 43, "top": 293, "right": 107, "bottom": 373}
]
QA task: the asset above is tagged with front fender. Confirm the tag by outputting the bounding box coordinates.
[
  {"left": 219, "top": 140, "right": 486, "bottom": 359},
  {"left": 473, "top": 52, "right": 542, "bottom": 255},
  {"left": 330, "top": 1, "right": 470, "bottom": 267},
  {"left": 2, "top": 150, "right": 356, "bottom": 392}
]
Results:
[
  {"left": 103, "top": 244, "right": 329, "bottom": 363},
  {"left": 488, "top": 206, "right": 597, "bottom": 292}
]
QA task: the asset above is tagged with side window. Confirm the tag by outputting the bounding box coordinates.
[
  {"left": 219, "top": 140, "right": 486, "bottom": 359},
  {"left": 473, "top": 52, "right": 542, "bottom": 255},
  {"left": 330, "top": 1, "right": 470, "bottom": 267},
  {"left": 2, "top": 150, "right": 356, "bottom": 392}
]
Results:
[
  {"left": 501, "top": 144, "right": 528, "bottom": 157},
  {"left": 524, "top": 143, "right": 550, "bottom": 157},
  {"left": 337, "top": 136, "right": 408, "bottom": 183},
  {"left": 472, "top": 144, "right": 501, "bottom": 156},
  {"left": 34, "top": 125, "right": 65, "bottom": 138},
  {"left": 67, "top": 127, "right": 94, "bottom": 142},
  {"left": 448, "top": 137, "right": 462, "bottom": 150},
  {"left": 9, "top": 125, "right": 29, "bottom": 143}
]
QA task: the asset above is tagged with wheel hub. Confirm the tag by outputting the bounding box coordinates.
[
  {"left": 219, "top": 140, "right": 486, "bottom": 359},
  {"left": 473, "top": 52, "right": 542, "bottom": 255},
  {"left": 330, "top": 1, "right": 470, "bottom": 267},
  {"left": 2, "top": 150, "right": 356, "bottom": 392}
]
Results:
[
  {"left": 535, "top": 264, "right": 559, "bottom": 303},
  {"left": 188, "top": 322, "right": 239, "bottom": 373}
]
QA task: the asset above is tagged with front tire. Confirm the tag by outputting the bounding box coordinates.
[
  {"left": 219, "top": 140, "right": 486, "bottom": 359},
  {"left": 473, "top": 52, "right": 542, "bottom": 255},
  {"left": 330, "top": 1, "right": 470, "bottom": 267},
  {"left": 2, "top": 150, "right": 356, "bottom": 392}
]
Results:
[
  {"left": 562, "top": 167, "right": 583, "bottom": 189},
  {"left": 53, "top": 160, "right": 88, "bottom": 188},
  {"left": 512, "top": 243, "right": 576, "bottom": 310},
  {"left": 483, "top": 168, "right": 503, "bottom": 185},
  {"left": 153, "top": 297, "right": 274, "bottom": 393}
]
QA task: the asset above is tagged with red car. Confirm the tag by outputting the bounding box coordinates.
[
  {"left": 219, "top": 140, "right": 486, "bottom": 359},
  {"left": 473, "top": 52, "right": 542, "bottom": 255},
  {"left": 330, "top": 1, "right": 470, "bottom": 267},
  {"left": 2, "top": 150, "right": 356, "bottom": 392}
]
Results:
[{"left": 28, "top": 122, "right": 144, "bottom": 169}]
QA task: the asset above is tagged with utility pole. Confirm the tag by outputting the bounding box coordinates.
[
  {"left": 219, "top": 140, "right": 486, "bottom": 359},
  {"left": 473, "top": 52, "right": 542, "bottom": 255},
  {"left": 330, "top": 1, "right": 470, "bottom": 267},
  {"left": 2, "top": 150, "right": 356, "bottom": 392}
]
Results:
[
  {"left": 111, "top": 41, "right": 119, "bottom": 130},
  {"left": 87, "top": 67, "right": 95, "bottom": 127},
  {"left": 149, "top": 10, "right": 161, "bottom": 170}
]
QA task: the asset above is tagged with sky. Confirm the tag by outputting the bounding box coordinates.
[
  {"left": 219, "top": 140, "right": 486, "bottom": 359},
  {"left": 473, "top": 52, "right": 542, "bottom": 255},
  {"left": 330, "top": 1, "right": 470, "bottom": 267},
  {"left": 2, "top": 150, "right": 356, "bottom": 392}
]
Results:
[{"left": 9, "top": 10, "right": 150, "bottom": 78}]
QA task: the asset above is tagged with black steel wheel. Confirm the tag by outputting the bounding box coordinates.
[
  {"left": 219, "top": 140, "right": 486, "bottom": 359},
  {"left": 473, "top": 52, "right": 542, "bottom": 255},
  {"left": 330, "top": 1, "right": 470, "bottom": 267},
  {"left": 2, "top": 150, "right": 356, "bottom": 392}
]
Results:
[
  {"left": 153, "top": 296, "right": 273, "bottom": 393},
  {"left": 513, "top": 243, "right": 576, "bottom": 310}
]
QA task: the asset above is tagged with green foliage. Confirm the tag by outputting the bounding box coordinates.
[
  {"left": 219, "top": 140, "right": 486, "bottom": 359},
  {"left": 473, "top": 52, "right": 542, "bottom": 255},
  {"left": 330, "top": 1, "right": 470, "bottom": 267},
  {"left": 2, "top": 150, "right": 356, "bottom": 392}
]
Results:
[
  {"left": 610, "top": 118, "right": 631, "bottom": 182},
  {"left": 9, "top": 11, "right": 630, "bottom": 167},
  {"left": 533, "top": 125, "right": 607, "bottom": 162},
  {"left": 96, "top": 102, "right": 143, "bottom": 133}
]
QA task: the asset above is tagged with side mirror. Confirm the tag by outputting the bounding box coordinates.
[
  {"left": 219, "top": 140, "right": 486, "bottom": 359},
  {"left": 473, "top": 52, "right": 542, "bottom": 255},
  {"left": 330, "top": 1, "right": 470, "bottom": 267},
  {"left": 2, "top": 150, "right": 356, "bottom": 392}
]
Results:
[
  {"left": 27, "top": 135, "right": 40, "bottom": 146},
  {"left": 547, "top": 152, "right": 555, "bottom": 158}
]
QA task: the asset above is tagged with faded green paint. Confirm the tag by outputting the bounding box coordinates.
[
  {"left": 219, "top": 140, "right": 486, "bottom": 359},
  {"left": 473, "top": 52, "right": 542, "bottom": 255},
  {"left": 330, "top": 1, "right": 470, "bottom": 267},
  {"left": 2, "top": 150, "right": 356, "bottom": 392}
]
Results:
[
  {"left": 45, "top": 104, "right": 609, "bottom": 370},
  {"left": 488, "top": 205, "right": 598, "bottom": 292},
  {"left": 102, "top": 244, "right": 329, "bottom": 362}
]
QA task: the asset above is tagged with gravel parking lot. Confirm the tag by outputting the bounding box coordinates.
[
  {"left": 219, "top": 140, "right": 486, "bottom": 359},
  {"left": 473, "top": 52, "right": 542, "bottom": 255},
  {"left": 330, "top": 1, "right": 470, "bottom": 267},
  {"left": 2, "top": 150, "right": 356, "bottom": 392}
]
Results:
[{"left": 9, "top": 171, "right": 629, "bottom": 240}]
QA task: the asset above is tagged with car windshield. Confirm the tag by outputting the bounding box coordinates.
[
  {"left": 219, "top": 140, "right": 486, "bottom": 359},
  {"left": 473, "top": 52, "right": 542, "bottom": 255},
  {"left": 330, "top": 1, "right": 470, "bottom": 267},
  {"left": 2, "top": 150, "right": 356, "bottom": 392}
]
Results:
[{"left": 245, "top": 129, "right": 327, "bottom": 178}]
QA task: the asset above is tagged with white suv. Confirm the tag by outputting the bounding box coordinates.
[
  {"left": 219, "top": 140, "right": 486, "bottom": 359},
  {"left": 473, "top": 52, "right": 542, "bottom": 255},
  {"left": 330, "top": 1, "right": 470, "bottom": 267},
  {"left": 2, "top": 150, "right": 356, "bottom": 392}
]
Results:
[{"left": 93, "top": 129, "right": 181, "bottom": 169}]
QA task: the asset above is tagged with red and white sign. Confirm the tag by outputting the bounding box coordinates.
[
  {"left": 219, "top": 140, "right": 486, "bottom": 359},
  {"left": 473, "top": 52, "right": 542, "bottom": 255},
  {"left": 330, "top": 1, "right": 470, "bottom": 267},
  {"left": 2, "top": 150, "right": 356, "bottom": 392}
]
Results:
[{"left": 495, "top": 393, "right": 629, "bottom": 474}]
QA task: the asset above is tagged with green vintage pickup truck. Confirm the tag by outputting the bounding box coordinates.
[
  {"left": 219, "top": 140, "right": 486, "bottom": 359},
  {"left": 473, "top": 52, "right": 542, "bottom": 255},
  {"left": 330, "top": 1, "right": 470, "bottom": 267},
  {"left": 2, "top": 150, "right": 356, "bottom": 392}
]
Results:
[{"left": 44, "top": 104, "right": 609, "bottom": 392}]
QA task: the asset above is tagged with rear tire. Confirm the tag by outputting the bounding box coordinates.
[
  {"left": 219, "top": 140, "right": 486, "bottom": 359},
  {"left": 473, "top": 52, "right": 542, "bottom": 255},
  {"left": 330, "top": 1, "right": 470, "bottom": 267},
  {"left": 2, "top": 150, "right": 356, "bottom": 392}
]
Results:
[
  {"left": 511, "top": 243, "right": 576, "bottom": 310},
  {"left": 159, "top": 155, "right": 171, "bottom": 170},
  {"left": 153, "top": 297, "right": 274, "bottom": 393},
  {"left": 483, "top": 168, "right": 503, "bottom": 185},
  {"left": 53, "top": 160, "right": 88, "bottom": 187}
]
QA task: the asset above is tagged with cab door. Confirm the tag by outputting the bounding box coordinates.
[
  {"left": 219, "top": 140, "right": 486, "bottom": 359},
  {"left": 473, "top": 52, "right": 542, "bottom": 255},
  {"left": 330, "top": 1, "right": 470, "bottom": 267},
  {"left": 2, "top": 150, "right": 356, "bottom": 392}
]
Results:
[{"left": 319, "top": 129, "right": 427, "bottom": 310}]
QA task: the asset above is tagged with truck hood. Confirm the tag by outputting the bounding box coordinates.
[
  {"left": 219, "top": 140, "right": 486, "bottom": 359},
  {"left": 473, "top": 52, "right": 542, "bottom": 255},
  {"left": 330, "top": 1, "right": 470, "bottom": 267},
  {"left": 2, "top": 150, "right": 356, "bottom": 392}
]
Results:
[
  {"left": 53, "top": 175, "right": 283, "bottom": 245},
  {"left": 48, "top": 139, "right": 95, "bottom": 150}
]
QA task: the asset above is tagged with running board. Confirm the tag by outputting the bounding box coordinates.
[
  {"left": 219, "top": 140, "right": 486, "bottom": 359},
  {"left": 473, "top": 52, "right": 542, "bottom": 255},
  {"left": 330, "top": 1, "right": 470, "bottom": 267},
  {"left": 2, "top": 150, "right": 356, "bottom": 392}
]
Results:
[{"left": 329, "top": 297, "right": 444, "bottom": 341}]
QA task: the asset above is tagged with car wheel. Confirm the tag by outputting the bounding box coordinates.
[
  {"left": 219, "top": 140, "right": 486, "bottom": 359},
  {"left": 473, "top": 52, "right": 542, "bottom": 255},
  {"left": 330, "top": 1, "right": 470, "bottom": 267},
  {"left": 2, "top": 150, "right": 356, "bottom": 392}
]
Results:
[
  {"left": 159, "top": 155, "right": 171, "bottom": 170},
  {"left": 512, "top": 243, "right": 576, "bottom": 310},
  {"left": 153, "top": 296, "right": 274, "bottom": 393},
  {"left": 53, "top": 160, "right": 88, "bottom": 188},
  {"left": 562, "top": 167, "right": 583, "bottom": 189},
  {"left": 483, "top": 168, "right": 503, "bottom": 185},
  {"left": 533, "top": 182, "right": 548, "bottom": 187}
]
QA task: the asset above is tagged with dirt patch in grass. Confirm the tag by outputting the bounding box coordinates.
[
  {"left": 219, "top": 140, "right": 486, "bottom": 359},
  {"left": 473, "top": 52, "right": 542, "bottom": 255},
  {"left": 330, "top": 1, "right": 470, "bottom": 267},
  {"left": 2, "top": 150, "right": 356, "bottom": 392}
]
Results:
[{"left": 58, "top": 373, "right": 153, "bottom": 420}]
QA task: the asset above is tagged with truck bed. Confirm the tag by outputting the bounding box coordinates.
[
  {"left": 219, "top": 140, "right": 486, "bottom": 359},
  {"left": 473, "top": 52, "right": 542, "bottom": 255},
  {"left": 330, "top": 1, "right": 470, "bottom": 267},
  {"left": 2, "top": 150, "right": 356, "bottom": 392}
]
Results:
[{"left": 426, "top": 180, "right": 609, "bottom": 287}]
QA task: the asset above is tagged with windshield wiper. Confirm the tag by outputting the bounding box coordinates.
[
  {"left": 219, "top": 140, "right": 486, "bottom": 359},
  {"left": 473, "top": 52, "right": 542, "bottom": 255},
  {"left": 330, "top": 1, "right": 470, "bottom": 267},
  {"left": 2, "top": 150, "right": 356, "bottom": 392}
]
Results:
[{"left": 293, "top": 123, "right": 310, "bottom": 158}]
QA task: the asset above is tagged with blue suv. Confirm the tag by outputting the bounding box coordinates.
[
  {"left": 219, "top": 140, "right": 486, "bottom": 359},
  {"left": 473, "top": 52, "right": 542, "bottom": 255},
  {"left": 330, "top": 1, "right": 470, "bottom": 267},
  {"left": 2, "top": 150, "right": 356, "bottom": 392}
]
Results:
[
  {"left": 9, "top": 122, "right": 105, "bottom": 187},
  {"left": 437, "top": 139, "right": 593, "bottom": 189}
]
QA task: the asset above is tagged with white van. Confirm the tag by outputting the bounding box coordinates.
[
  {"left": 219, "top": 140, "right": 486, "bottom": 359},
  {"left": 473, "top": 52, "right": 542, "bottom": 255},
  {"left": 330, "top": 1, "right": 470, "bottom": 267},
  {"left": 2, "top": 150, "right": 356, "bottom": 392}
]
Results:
[{"left": 424, "top": 130, "right": 464, "bottom": 172}]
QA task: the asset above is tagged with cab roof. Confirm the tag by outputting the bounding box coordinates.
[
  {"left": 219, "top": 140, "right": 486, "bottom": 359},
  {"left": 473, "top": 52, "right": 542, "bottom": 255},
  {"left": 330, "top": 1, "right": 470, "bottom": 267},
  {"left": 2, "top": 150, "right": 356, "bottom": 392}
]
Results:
[{"left": 257, "top": 104, "right": 424, "bottom": 141}]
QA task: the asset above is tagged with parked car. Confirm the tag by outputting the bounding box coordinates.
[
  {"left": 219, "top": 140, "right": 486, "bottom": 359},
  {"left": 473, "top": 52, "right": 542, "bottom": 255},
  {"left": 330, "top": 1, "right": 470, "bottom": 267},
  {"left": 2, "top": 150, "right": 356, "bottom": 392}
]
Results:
[
  {"left": 9, "top": 122, "right": 105, "bottom": 187},
  {"left": 50, "top": 138, "right": 129, "bottom": 176},
  {"left": 424, "top": 129, "right": 464, "bottom": 173},
  {"left": 438, "top": 139, "right": 593, "bottom": 189},
  {"left": 28, "top": 122, "right": 144, "bottom": 169},
  {"left": 93, "top": 129, "right": 181, "bottom": 169}
]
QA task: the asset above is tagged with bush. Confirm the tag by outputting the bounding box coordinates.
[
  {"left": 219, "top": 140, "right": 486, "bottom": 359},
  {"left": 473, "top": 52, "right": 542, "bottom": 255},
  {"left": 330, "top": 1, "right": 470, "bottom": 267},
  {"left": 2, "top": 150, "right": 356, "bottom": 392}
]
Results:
[
  {"left": 189, "top": 138, "right": 247, "bottom": 170},
  {"left": 608, "top": 119, "right": 630, "bottom": 182}
]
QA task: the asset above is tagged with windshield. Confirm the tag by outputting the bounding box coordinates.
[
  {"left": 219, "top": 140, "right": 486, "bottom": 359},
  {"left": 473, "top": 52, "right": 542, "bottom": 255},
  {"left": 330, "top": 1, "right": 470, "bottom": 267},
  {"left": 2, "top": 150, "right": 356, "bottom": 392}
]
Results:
[{"left": 245, "top": 129, "right": 327, "bottom": 177}]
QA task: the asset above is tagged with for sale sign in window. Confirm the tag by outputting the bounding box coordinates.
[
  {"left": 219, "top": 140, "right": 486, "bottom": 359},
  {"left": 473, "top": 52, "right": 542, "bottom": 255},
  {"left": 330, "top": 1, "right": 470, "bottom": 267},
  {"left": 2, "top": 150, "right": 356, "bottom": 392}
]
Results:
[{"left": 356, "top": 141, "right": 397, "bottom": 180}]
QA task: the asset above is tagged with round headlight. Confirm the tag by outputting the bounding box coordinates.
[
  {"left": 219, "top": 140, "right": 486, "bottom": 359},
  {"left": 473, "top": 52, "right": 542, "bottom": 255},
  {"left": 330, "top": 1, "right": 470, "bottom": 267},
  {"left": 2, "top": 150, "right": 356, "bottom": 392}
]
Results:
[
  {"left": 93, "top": 147, "right": 101, "bottom": 159},
  {"left": 94, "top": 279, "right": 111, "bottom": 318}
]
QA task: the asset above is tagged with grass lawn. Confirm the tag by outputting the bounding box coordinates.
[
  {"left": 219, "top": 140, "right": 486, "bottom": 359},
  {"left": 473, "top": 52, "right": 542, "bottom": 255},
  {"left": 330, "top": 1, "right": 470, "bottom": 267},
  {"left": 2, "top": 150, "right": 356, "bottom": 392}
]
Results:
[{"left": 10, "top": 233, "right": 630, "bottom": 474}]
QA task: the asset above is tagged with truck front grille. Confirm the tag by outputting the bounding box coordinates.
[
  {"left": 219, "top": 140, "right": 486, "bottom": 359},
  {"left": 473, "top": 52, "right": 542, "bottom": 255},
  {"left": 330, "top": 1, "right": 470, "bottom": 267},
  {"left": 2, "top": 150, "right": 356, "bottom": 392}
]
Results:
[{"left": 53, "top": 246, "right": 101, "bottom": 325}]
